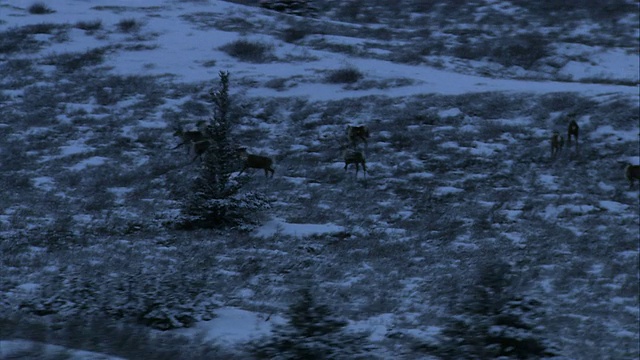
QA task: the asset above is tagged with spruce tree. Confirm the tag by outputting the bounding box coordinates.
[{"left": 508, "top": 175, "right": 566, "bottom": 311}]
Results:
[
  {"left": 177, "top": 71, "right": 269, "bottom": 230},
  {"left": 249, "top": 288, "right": 377, "bottom": 360},
  {"left": 422, "top": 261, "right": 559, "bottom": 359}
]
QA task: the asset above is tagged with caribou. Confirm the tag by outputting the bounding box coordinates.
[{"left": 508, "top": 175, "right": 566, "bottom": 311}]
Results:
[
  {"left": 343, "top": 149, "right": 366, "bottom": 178},
  {"left": 173, "top": 127, "right": 211, "bottom": 162},
  {"left": 567, "top": 119, "right": 579, "bottom": 146},
  {"left": 346, "top": 125, "right": 369, "bottom": 148},
  {"left": 625, "top": 164, "right": 640, "bottom": 188},
  {"left": 236, "top": 147, "right": 275, "bottom": 178},
  {"left": 550, "top": 131, "right": 564, "bottom": 158}
]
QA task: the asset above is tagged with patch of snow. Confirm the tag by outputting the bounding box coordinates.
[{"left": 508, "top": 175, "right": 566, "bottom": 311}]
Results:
[
  {"left": 438, "top": 108, "right": 462, "bottom": 118},
  {"left": 540, "top": 278, "right": 554, "bottom": 293},
  {"left": 408, "top": 172, "right": 434, "bottom": 179},
  {"left": 597, "top": 181, "right": 615, "bottom": 191},
  {"left": 618, "top": 250, "right": 638, "bottom": 259},
  {"left": 108, "top": 187, "right": 133, "bottom": 204},
  {"left": 451, "top": 241, "right": 480, "bottom": 251},
  {"left": 72, "top": 214, "right": 93, "bottom": 224},
  {"left": 281, "top": 176, "right": 307, "bottom": 185},
  {"left": 32, "top": 176, "right": 55, "bottom": 191},
  {"left": 469, "top": 141, "right": 506, "bottom": 156},
  {"left": 590, "top": 125, "right": 639, "bottom": 142},
  {"left": 433, "top": 186, "right": 463, "bottom": 196},
  {"left": 538, "top": 174, "right": 558, "bottom": 190},
  {"left": 439, "top": 141, "right": 459, "bottom": 149},
  {"left": 59, "top": 140, "right": 94, "bottom": 156},
  {"left": 502, "top": 209, "right": 522, "bottom": 221},
  {"left": 558, "top": 48, "right": 639, "bottom": 83},
  {"left": 253, "top": 217, "right": 344, "bottom": 238},
  {"left": 348, "top": 313, "right": 395, "bottom": 342},
  {"left": 237, "top": 288, "right": 255, "bottom": 298},
  {"left": 16, "top": 282, "right": 41, "bottom": 292},
  {"left": 598, "top": 200, "right": 627, "bottom": 212},
  {"left": 137, "top": 119, "right": 167, "bottom": 128},
  {"left": 181, "top": 307, "right": 285, "bottom": 345},
  {"left": 624, "top": 305, "right": 639, "bottom": 316},
  {"left": 501, "top": 232, "right": 525, "bottom": 245},
  {"left": 0, "top": 340, "right": 125, "bottom": 360},
  {"left": 588, "top": 263, "right": 604, "bottom": 275},
  {"left": 68, "top": 156, "right": 109, "bottom": 171},
  {"left": 460, "top": 124, "right": 479, "bottom": 133}
]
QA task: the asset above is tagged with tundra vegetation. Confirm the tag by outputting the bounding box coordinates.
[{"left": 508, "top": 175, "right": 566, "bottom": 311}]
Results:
[{"left": 0, "top": 0, "right": 638, "bottom": 359}]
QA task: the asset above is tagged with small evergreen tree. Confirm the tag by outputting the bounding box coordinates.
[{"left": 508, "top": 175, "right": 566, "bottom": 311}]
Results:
[
  {"left": 419, "top": 261, "right": 559, "bottom": 359},
  {"left": 177, "top": 71, "right": 269, "bottom": 230},
  {"left": 249, "top": 288, "right": 377, "bottom": 359}
]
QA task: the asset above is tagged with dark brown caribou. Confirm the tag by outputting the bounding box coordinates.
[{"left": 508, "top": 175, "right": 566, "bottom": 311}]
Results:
[
  {"left": 625, "top": 164, "right": 640, "bottom": 188},
  {"left": 173, "top": 127, "right": 211, "bottom": 163},
  {"left": 346, "top": 125, "right": 369, "bottom": 148},
  {"left": 236, "top": 147, "right": 275, "bottom": 178},
  {"left": 550, "top": 131, "right": 564, "bottom": 157},
  {"left": 567, "top": 119, "right": 579, "bottom": 147},
  {"left": 343, "top": 149, "right": 366, "bottom": 178}
]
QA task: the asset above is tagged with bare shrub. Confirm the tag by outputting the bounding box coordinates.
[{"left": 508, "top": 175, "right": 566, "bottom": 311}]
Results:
[
  {"left": 202, "top": 59, "right": 216, "bottom": 67},
  {"left": 325, "top": 66, "right": 363, "bottom": 84},
  {"left": 0, "top": 59, "right": 41, "bottom": 86},
  {"left": 389, "top": 46, "right": 427, "bottom": 65},
  {"left": 537, "top": 92, "right": 595, "bottom": 114},
  {"left": 87, "top": 74, "right": 160, "bottom": 106},
  {"left": 454, "top": 92, "right": 526, "bottom": 119},
  {"left": 28, "top": 2, "right": 55, "bottom": 14},
  {"left": 490, "top": 33, "right": 550, "bottom": 69},
  {"left": 335, "top": 0, "right": 363, "bottom": 21},
  {"left": 220, "top": 39, "right": 274, "bottom": 63},
  {"left": 264, "top": 77, "right": 289, "bottom": 91},
  {"left": 74, "top": 19, "right": 102, "bottom": 31},
  {"left": 117, "top": 18, "right": 141, "bottom": 33},
  {"left": 0, "top": 24, "right": 67, "bottom": 54},
  {"left": 260, "top": 0, "right": 318, "bottom": 17},
  {"left": 448, "top": 31, "right": 550, "bottom": 70},
  {"left": 44, "top": 47, "right": 108, "bottom": 73},
  {"left": 281, "top": 26, "right": 310, "bottom": 43}
]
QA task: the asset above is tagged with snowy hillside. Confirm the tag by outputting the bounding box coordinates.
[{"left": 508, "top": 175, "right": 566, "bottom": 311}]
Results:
[{"left": 1, "top": 0, "right": 638, "bottom": 359}]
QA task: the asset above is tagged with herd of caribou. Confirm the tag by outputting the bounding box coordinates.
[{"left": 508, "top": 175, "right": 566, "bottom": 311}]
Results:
[
  {"left": 551, "top": 118, "right": 639, "bottom": 188},
  {"left": 172, "top": 119, "right": 640, "bottom": 188},
  {"left": 173, "top": 125, "right": 275, "bottom": 177},
  {"left": 172, "top": 123, "right": 370, "bottom": 179}
]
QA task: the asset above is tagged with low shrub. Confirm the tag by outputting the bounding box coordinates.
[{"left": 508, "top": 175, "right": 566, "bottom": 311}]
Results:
[
  {"left": 325, "top": 66, "right": 363, "bottom": 84},
  {"left": 75, "top": 19, "right": 102, "bottom": 31},
  {"left": 220, "top": 39, "right": 274, "bottom": 63},
  {"left": 281, "top": 26, "right": 310, "bottom": 43},
  {"left": 117, "top": 18, "right": 141, "bottom": 33},
  {"left": 260, "top": 0, "right": 318, "bottom": 17},
  {"left": 44, "top": 47, "right": 108, "bottom": 73},
  {"left": 28, "top": 2, "right": 55, "bottom": 15},
  {"left": 0, "top": 24, "right": 67, "bottom": 54}
]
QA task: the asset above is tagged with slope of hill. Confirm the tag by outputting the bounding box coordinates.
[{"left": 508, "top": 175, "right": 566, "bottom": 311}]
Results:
[{"left": 1, "top": 0, "right": 638, "bottom": 359}]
